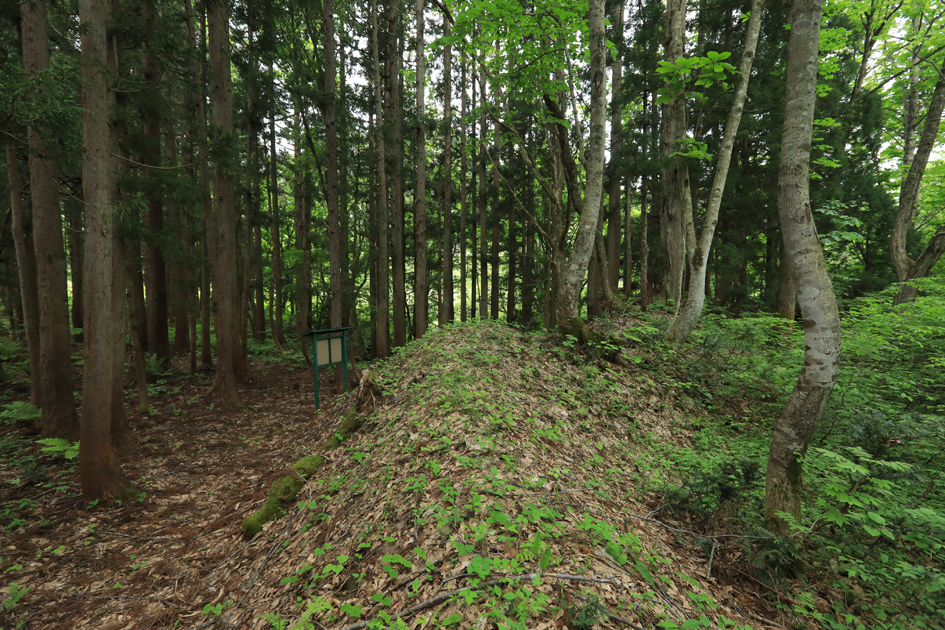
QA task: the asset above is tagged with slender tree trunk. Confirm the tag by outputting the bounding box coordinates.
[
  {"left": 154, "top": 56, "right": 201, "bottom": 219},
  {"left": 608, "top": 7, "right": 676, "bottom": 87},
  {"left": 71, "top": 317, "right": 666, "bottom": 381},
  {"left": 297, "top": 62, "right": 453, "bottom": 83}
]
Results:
[
  {"left": 765, "top": 0, "right": 841, "bottom": 534},
  {"left": 665, "top": 0, "right": 765, "bottom": 343},
  {"left": 270, "top": 74, "right": 285, "bottom": 345},
  {"left": 372, "top": 0, "right": 390, "bottom": 358},
  {"left": 640, "top": 180, "right": 649, "bottom": 311},
  {"left": 322, "top": 0, "right": 343, "bottom": 330},
  {"left": 140, "top": 0, "right": 170, "bottom": 365},
  {"left": 607, "top": 0, "right": 625, "bottom": 294},
  {"left": 440, "top": 14, "right": 453, "bottom": 326},
  {"left": 194, "top": 1, "right": 213, "bottom": 368},
  {"left": 890, "top": 56, "right": 945, "bottom": 305},
  {"left": 23, "top": 0, "right": 80, "bottom": 440},
  {"left": 208, "top": 0, "right": 245, "bottom": 410},
  {"left": 386, "top": 4, "right": 406, "bottom": 347},
  {"left": 471, "top": 68, "right": 477, "bottom": 320},
  {"left": 555, "top": 0, "right": 607, "bottom": 337},
  {"left": 459, "top": 44, "right": 467, "bottom": 323},
  {"left": 479, "top": 81, "right": 488, "bottom": 319},
  {"left": 413, "top": 0, "right": 428, "bottom": 337},
  {"left": 623, "top": 183, "right": 632, "bottom": 297},
  {"left": 6, "top": 140, "right": 42, "bottom": 409},
  {"left": 293, "top": 107, "right": 312, "bottom": 346},
  {"left": 166, "top": 126, "right": 191, "bottom": 356},
  {"left": 67, "top": 196, "right": 84, "bottom": 341},
  {"left": 79, "top": 0, "right": 131, "bottom": 500}
]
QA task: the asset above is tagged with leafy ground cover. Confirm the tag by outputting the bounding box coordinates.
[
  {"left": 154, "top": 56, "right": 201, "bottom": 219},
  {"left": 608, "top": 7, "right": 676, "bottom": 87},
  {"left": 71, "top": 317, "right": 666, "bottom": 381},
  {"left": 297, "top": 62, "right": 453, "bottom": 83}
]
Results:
[{"left": 0, "top": 286, "right": 942, "bottom": 630}]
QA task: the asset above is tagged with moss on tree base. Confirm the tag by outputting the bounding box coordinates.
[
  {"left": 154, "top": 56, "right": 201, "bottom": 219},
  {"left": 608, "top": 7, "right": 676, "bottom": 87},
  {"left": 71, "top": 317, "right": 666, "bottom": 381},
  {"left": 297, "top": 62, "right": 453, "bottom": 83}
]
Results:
[
  {"left": 558, "top": 316, "right": 601, "bottom": 345},
  {"left": 241, "top": 371, "right": 380, "bottom": 538}
]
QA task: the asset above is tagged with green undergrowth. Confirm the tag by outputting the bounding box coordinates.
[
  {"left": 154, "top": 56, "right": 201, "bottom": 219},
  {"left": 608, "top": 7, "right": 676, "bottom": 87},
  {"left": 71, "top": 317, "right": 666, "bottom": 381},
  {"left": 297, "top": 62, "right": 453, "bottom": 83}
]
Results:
[{"left": 252, "top": 320, "right": 755, "bottom": 630}]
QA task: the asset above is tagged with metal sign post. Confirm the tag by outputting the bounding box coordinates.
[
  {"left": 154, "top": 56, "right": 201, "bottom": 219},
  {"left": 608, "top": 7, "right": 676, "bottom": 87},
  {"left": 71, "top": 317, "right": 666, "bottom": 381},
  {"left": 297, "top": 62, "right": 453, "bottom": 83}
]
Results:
[{"left": 301, "top": 327, "right": 351, "bottom": 409}]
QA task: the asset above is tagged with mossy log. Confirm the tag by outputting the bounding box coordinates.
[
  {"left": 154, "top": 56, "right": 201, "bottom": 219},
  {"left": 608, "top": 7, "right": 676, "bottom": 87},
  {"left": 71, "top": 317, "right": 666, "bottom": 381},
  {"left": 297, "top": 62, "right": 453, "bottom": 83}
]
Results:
[{"left": 241, "top": 370, "right": 380, "bottom": 538}]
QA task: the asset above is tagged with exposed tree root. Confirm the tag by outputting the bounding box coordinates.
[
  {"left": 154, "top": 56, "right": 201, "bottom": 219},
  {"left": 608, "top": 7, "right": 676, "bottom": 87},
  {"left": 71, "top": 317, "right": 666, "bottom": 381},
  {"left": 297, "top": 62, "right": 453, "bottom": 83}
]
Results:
[
  {"left": 558, "top": 316, "right": 601, "bottom": 345},
  {"left": 241, "top": 370, "right": 381, "bottom": 538}
]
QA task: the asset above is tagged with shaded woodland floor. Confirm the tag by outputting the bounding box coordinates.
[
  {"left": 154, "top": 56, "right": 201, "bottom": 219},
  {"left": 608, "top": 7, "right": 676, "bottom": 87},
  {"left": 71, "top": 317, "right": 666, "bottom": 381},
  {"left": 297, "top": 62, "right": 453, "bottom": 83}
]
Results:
[{"left": 0, "top": 326, "right": 798, "bottom": 630}]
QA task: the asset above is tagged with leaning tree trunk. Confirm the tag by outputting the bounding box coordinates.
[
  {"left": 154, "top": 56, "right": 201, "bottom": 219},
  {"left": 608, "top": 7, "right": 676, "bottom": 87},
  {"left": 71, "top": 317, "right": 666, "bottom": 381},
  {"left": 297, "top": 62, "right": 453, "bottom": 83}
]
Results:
[
  {"left": 5, "top": 140, "right": 42, "bottom": 409},
  {"left": 208, "top": 0, "right": 245, "bottom": 411},
  {"left": 22, "top": 0, "right": 80, "bottom": 441},
  {"left": 665, "top": 0, "right": 765, "bottom": 344},
  {"left": 890, "top": 56, "right": 945, "bottom": 305},
  {"left": 765, "top": 0, "right": 841, "bottom": 535},
  {"left": 79, "top": 0, "right": 132, "bottom": 500},
  {"left": 554, "top": 0, "right": 607, "bottom": 340}
]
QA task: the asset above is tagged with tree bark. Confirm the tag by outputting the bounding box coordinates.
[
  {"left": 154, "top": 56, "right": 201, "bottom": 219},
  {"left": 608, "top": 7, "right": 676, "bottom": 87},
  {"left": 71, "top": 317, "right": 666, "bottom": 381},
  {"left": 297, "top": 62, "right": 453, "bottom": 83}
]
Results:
[
  {"left": 387, "top": 3, "right": 406, "bottom": 346},
  {"left": 322, "top": 0, "right": 343, "bottom": 330},
  {"left": 269, "top": 71, "right": 285, "bottom": 345},
  {"left": 67, "top": 196, "right": 84, "bottom": 342},
  {"left": 141, "top": 0, "right": 170, "bottom": 366},
  {"left": 372, "top": 0, "right": 390, "bottom": 358},
  {"left": 665, "top": 0, "right": 765, "bottom": 343},
  {"left": 79, "top": 0, "right": 132, "bottom": 500},
  {"left": 22, "top": 0, "right": 80, "bottom": 440},
  {"left": 479, "top": 81, "right": 488, "bottom": 319},
  {"left": 765, "top": 0, "right": 841, "bottom": 535},
  {"left": 414, "top": 0, "right": 428, "bottom": 337},
  {"left": 890, "top": 56, "right": 945, "bottom": 305},
  {"left": 459, "top": 43, "right": 467, "bottom": 323},
  {"left": 208, "top": 0, "right": 245, "bottom": 410},
  {"left": 293, "top": 107, "right": 312, "bottom": 345},
  {"left": 660, "top": 0, "right": 691, "bottom": 311},
  {"left": 607, "top": 0, "right": 625, "bottom": 294},
  {"left": 6, "top": 139, "right": 42, "bottom": 409},
  {"left": 440, "top": 14, "right": 453, "bottom": 326},
  {"left": 554, "top": 0, "right": 607, "bottom": 332},
  {"left": 193, "top": 1, "right": 213, "bottom": 368},
  {"left": 775, "top": 235, "right": 796, "bottom": 320}
]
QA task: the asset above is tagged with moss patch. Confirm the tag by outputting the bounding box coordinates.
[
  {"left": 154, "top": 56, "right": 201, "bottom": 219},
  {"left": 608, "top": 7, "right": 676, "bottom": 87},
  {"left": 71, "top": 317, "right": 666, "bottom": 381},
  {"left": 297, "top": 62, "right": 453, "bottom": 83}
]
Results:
[{"left": 241, "top": 372, "right": 381, "bottom": 538}]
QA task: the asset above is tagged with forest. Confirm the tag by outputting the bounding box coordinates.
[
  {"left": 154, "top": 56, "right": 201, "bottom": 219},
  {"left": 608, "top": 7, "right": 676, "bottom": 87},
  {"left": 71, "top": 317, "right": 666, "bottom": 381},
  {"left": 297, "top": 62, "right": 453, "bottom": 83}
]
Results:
[{"left": 0, "top": 0, "right": 943, "bottom": 628}]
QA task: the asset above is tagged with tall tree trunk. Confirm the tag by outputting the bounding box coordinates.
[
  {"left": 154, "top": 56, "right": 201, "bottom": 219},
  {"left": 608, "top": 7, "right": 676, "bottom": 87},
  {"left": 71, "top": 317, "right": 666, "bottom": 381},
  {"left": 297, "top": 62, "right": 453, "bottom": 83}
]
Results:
[
  {"left": 554, "top": 0, "right": 607, "bottom": 337},
  {"left": 471, "top": 68, "right": 477, "bottom": 320},
  {"left": 270, "top": 71, "right": 285, "bottom": 345},
  {"left": 67, "top": 196, "right": 84, "bottom": 341},
  {"left": 387, "top": 4, "right": 406, "bottom": 347},
  {"left": 623, "top": 183, "right": 632, "bottom": 297},
  {"left": 293, "top": 106, "right": 312, "bottom": 344},
  {"left": 890, "top": 56, "right": 945, "bottom": 305},
  {"left": 440, "top": 14, "right": 453, "bottom": 326},
  {"left": 240, "top": 9, "right": 257, "bottom": 366},
  {"left": 459, "top": 44, "right": 467, "bottom": 323},
  {"left": 322, "top": 0, "right": 343, "bottom": 330},
  {"left": 208, "top": 0, "right": 245, "bottom": 410},
  {"left": 414, "top": 0, "right": 428, "bottom": 337},
  {"left": 79, "top": 0, "right": 132, "bottom": 500},
  {"left": 765, "top": 0, "right": 841, "bottom": 535},
  {"left": 607, "top": 0, "right": 625, "bottom": 294},
  {"left": 6, "top": 140, "right": 42, "bottom": 409},
  {"left": 192, "top": 0, "right": 213, "bottom": 368},
  {"left": 141, "top": 0, "right": 170, "bottom": 365},
  {"left": 640, "top": 180, "right": 649, "bottom": 311},
  {"left": 166, "top": 126, "right": 191, "bottom": 356},
  {"left": 479, "top": 81, "right": 488, "bottom": 319},
  {"left": 665, "top": 0, "right": 765, "bottom": 343},
  {"left": 372, "top": 0, "right": 390, "bottom": 358},
  {"left": 660, "top": 0, "right": 690, "bottom": 310},
  {"left": 23, "top": 0, "right": 80, "bottom": 440}
]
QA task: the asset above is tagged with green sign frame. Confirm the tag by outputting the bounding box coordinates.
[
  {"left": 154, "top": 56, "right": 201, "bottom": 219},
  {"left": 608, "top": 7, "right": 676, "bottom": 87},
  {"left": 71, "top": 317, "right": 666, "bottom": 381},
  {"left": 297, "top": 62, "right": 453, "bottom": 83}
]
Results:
[{"left": 301, "top": 327, "right": 351, "bottom": 409}]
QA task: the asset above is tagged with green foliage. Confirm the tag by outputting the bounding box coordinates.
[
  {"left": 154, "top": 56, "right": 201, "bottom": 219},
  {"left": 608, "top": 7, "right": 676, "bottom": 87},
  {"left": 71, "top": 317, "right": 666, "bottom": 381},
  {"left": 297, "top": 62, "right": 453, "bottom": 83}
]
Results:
[
  {"left": 0, "top": 402, "right": 41, "bottom": 426},
  {"left": 36, "top": 438, "right": 79, "bottom": 461},
  {"left": 660, "top": 457, "right": 761, "bottom": 521},
  {"left": 567, "top": 593, "right": 606, "bottom": 629}
]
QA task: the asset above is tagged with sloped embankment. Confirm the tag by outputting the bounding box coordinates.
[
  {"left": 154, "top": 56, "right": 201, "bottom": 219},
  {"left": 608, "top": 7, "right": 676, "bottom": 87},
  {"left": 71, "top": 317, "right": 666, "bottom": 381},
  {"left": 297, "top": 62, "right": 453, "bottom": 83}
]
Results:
[{"left": 236, "top": 321, "right": 766, "bottom": 629}]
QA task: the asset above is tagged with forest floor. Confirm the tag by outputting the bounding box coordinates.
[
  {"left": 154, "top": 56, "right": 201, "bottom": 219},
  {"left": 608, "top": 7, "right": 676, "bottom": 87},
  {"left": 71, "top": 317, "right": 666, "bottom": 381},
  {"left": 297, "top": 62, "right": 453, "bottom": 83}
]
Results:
[{"left": 0, "top": 322, "right": 795, "bottom": 630}]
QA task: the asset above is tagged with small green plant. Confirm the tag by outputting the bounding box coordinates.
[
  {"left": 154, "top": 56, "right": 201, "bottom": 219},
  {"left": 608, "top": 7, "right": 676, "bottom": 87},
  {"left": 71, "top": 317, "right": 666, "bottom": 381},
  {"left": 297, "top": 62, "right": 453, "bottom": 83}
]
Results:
[
  {"left": 567, "top": 593, "right": 606, "bottom": 630},
  {"left": 36, "top": 438, "right": 79, "bottom": 461},
  {"left": 0, "top": 402, "right": 40, "bottom": 426},
  {"left": 1, "top": 582, "right": 29, "bottom": 611}
]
